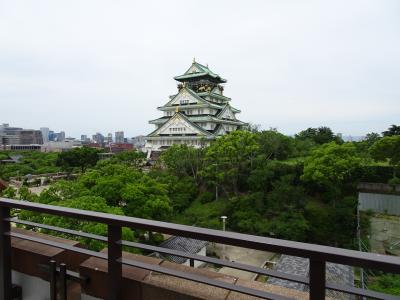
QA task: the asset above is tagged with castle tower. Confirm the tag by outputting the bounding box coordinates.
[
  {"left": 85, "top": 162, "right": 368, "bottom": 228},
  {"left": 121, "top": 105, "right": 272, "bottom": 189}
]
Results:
[{"left": 145, "top": 60, "right": 246, "bottom": 156}]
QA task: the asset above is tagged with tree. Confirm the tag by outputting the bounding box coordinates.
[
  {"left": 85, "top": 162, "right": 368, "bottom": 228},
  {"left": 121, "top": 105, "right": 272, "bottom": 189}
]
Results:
[
  {"left": 268, "top": 212, "right": 309, "bottom": 241},
  {"left": 111, "top": 150, "right": 145, "bottom": 169},
  {"left": 161, "top": 144, "right": 205, "bottom": 184},
  {"left": 256, "top": 130, "right": 294, "bottom": 160},
  {"left": 382, "top": 124, "right": 400, "bottom": 137},
  {"left": 364, "top": 132, "right": 381, "bottom": 146},
  {"left": 369, "top": 274, "right": 400, "bottom": 296},
  {"left": 121, "top": 176, "right": 172, "bottom": 221},
  {"left": 370, "top": 136, "right": 400, "bottom": 177},
  {"left": 149, "top": 170, "right": 198, "bottom": 212},
  {"left": 201, "top": 131, "right": 259, "bottom": 196},
  {"left": 301, "top": 142, "right": 362, "bottom": 206},
  {"left": 295, "top": 126, "right": 343, "bottom": 145},
  {"left": 56, "top": 147, "right": 100, "bottom": 173}
]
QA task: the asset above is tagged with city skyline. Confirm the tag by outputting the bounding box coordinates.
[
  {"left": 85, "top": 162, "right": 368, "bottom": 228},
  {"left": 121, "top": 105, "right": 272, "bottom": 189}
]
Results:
[{"left": 1, "top": 1, "right": 399, "bottom": 137}]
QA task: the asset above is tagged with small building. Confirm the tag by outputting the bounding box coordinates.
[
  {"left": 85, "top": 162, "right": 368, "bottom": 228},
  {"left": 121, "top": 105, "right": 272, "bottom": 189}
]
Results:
[
  {"left": 267, "top": 255, "right": 354, "bottom": 300},
  {"left": 41, "top": 139, "right": 82, "bottom": 152},
  {"left": 109, "top": 143, "right": 134, "bottom": 153},
  {"left": 0, "top": 179, "right": 8, "bottom": 192},
  {"left": 155, "top": 236, "right": 208, "bottom": 268}
]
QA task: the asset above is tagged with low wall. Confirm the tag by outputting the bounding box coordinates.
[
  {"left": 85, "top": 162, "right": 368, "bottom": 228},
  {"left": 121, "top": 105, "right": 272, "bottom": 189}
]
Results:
[
  {"left": 9, "top": 228, "right": 311, "bottom": 300},
  {"left": 359, "top": 193, "right": 400, "bottom": 216}
]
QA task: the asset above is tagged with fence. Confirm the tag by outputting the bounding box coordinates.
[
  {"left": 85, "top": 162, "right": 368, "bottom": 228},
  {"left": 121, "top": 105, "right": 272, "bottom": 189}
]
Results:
[{"left": 1, "top": 198, "right": 400, "bottom": 300}]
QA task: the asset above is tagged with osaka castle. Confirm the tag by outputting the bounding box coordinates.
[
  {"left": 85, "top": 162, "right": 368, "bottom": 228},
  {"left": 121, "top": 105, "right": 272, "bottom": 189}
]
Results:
[{"left": 145, "top": 59, "right": 247, "bottom": 156}]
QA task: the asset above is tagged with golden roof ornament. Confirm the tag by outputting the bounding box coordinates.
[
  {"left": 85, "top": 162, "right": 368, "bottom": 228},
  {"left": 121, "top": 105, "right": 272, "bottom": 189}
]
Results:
[{"left": 176, "top": 106, "right": 179, "bottom": 113}]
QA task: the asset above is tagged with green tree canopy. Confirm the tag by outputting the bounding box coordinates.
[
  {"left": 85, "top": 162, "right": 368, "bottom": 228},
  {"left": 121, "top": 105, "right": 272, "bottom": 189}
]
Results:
[
  {"left": 161, "top": 144, "right": 205, "bottom": 183},
  {"left": 110, "top": 150, "right": 146, "bottom": 169},
  {"left": 295, "top": 126, "right": 343, "bottom": 145},
  {"left": 201, "top": 130, "right": 259, "bottom": 196},
  {"left": 256, "top": 130, "right": 294, "bottom": 160},
  {"left": 302, "top": 142, "right": 362, "bottom": 187},
  {"left": 121, "top": 176, "right": 172, "bottom": 221},
  {"left": 56, "top": 147, "right": 100, "bottom": 173},
  {"left": 382, "top": 124, "right": 400, "bottom": 137},
  {"left": 370, "top": 136, "right": 400, "bottom": 177}
]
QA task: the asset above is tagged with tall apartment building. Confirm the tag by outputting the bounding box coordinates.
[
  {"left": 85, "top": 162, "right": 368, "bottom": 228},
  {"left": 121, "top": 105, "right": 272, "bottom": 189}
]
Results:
[
  {"left": 40, "top": 127, "right": 50, "bottom": 143},
  {"left": 57, "top": 131, "right": 66, "bottom": 142},
  {"left": 115, "top": 131, "right": 124, "bottom": 144},
  {"left": 93, "top": 133, "right": 105, "bottom": 145}
]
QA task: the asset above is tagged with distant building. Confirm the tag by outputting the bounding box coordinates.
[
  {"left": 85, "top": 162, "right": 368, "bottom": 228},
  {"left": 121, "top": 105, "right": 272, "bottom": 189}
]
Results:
[
  {"left": 145, "top": 60, "right": 247, "bottom": 156},
  {"left": 42, "top": 138, "right": 82, "bottom": 152},
  {"left": 40, "top": 127, "right": 50, "bottom": 143},
  {"left": 92, "top": 133, "right": 105, "bottom": 145},
  {"left": 115, "top": 131, "right": 124, "bottom": 144},
  {"left": 57, "top": 131, "right": 66, "bottom": 142},
  {"left": 0, "top": 123, "right": 43, "bottom": 146},
  {"left": 131, "top": 135, "right": 146, "bottom": 150},
  {"left": 110, "top": 143, "right": 134, "bottom": 153},
  {"left": 106, "top": 133, "right": 113, "bottom": 144},
  {"left": 48, "top": 131, "right": 57, "bottom": 141},
  {"left": 3, "top": 145, "right": 42, "bottom": 151},
  {"left": 85, "top": 143, "right": 104, "bottom": 150}
]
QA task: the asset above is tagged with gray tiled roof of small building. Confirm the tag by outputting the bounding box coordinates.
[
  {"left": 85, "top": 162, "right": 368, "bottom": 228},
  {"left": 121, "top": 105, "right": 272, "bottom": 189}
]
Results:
[
  {"left": 267, "top": 255, "right": 354, "bottom": 300},
  {"left": 158, "top": 236, "right": 208, "bottom": 264}
]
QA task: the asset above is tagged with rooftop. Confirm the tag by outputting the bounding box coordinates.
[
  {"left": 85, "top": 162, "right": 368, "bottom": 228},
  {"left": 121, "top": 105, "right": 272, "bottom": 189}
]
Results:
[{"left": 174, "top": 61, "right": 227, "bottom": 83}]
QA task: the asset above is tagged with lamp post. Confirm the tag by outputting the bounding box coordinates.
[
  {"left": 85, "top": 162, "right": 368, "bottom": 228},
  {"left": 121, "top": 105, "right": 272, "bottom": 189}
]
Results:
[
  {"left": 213, "top": 163, "right": 218, "bottom": 201},
  {"left": 221, "top": 216, "right": 227, "bottom": 260},
  {"left": 221, "top": 216, "right": 227, "bottom": 232}
]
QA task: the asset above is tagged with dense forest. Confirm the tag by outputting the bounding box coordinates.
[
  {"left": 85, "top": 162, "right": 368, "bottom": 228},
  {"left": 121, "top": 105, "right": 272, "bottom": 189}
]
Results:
[{"left": 1, "top": 124, "right": 399, "bottom": 249}]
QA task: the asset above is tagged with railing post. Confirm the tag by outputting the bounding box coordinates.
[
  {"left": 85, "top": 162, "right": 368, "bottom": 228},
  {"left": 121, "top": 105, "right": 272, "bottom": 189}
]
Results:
[
  {"left": 49, "top": 260, "right": 57, "bottom": 300},
  {"left": 0, "top": 206, "right": 12, "bottom": 300},
  {"left": 189, "top": 258, "right": 194, "bottom": 267},
  {"left": 59, "top": 263, "right": 67, "bottom": 300},
  {"left": 108, "top": 225, "right": 122, "bottom": 300},
  {"left": 309, "top": 259, "right": 325, "bottom": 300}
]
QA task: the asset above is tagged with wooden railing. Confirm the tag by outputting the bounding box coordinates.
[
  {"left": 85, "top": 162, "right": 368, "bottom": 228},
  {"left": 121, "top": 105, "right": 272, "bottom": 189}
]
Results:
[{"left": 1, "top": 198, "right": 400, "bottom": 300}]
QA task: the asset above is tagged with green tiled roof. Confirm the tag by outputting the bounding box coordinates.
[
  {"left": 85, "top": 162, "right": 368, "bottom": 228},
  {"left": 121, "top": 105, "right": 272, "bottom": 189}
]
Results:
[
  {"left": 174, "top": 61, "right": 227, "bottom": 83},
  {"left": 197, "top": 92, "right": 231, "bottom": 102},
  {"left": 147, "top": 112, "right": 215, "bottom": 137},
  {"left": 162, "top": 87, "right": 226, "bottom": 110},
  {"left": 149, "top": 114, "right": 246, "bottom": 126}
]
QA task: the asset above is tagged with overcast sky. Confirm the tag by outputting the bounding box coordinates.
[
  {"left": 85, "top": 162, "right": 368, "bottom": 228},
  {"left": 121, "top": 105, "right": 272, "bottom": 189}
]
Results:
[{"left": 1, "top": 1, "right": 399, "bottom": 138}]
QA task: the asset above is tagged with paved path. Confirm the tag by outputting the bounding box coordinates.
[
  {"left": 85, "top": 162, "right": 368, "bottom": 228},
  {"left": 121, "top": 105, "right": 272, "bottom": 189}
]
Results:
[{"left": 207, "top": 243, "right": 274, "bottom": 280}]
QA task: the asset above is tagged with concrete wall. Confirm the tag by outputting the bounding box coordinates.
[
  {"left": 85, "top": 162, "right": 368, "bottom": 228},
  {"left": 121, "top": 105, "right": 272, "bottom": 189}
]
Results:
[
  {"left": 359, "top": 192, "right": 400, "bottom": 216},
  {"left": 12, "top": 271, "right": 50, "bottom": 300}
]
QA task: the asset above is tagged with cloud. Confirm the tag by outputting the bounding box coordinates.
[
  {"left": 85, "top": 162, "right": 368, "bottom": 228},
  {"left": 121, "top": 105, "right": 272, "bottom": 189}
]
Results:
[{"left": 1, "top": 0, "right": 399, "bottom": 137}]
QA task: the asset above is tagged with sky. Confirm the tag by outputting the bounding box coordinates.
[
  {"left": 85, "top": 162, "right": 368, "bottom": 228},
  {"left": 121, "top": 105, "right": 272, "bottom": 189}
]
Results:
[{"left": 1, "top": 1, "right": 399, "bottom": 138}]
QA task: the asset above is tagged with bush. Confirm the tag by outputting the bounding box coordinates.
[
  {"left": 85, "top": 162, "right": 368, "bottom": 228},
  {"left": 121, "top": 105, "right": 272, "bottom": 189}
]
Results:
[
  {"left": 388, "top": 176, "right": 400, "bottom": 185},
  {"left": 197, "top": 191, "right": 215, "bottom": 204}
]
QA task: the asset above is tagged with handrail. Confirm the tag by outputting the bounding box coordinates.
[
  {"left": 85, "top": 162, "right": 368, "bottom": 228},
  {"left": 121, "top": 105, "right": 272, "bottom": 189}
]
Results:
[
  {"left": 8, "top": 217, "right": 309, "bottom": 285},
  {"left": 1, "top": 198, "right": 400, "bottom": 272},
  {"left": 1, "top": 198, "right": 400, "bottom": 300}
]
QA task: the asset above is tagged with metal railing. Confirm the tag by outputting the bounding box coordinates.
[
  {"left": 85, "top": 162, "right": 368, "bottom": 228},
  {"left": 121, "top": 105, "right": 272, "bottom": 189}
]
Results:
[{"left": 1, "top": 198, "right": 400, "bottom": 300}]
